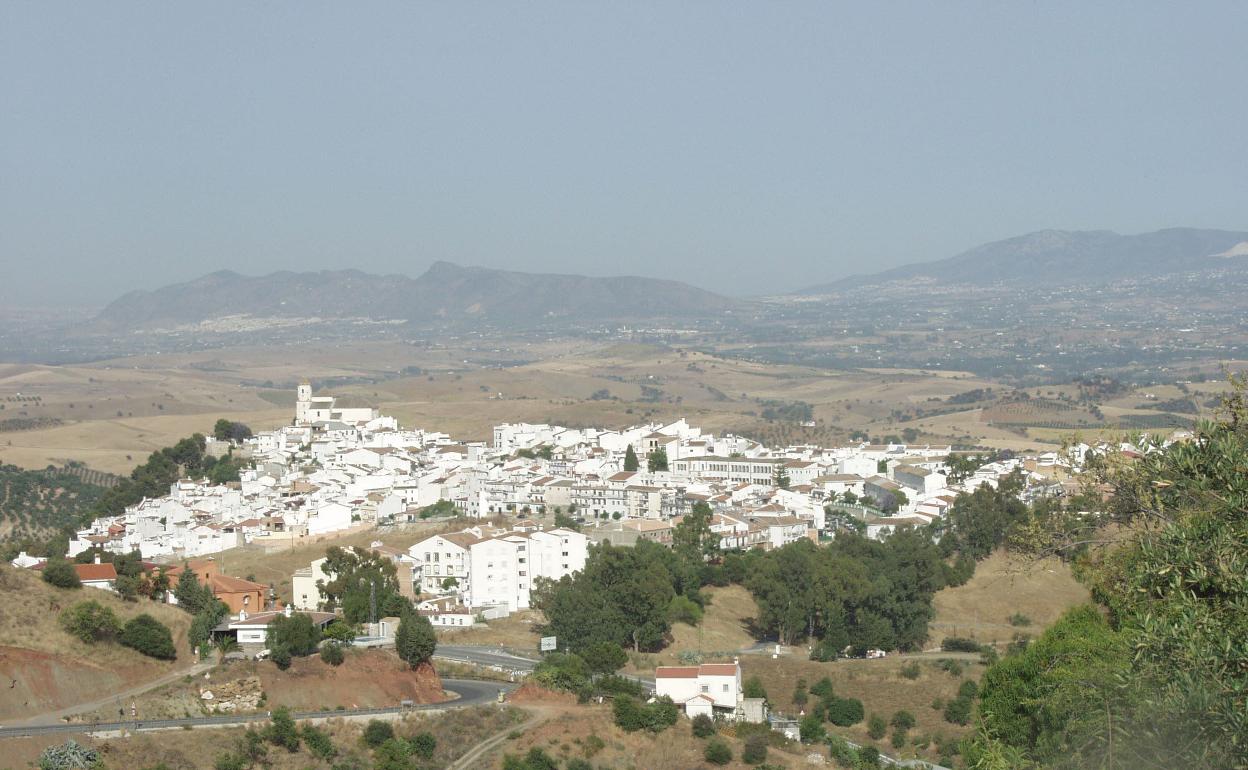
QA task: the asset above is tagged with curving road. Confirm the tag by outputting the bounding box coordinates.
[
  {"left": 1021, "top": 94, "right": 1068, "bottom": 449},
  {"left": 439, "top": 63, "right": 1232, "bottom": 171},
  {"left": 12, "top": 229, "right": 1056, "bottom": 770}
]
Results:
[{"left": 0, "top": 679, "right": 513, "bottom": 740}]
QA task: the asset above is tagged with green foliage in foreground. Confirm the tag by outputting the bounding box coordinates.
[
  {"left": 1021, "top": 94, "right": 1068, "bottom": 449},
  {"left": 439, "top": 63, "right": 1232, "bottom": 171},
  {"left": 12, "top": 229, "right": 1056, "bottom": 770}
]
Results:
[{"left": 968, "top": 379, "right": 1248, "bottom": 769}]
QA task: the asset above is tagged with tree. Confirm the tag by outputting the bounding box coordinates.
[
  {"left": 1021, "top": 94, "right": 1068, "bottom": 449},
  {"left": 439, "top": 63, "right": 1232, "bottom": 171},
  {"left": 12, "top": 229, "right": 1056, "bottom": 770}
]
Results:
[
  {"left": 213, "top": 419, "right": 252, "bottom": 443},
  {"left": 826, "top": 697, "right": 864, "bottom": 726},
  {"left": 743, "top": 675, "right": 768, "bottom": 701},
  {"left": 42, "top": 559, "right": 81, "bottom": 589},
  {"left": 214, "top": 636, "right": 239, "bottom": 663},
  {"left": 395, "top": 609, "right": 436, "bottom": 667},
  {"left": 323, "top": 618, "right": 356, "bottom": 642},
  {"left": 612, "top": 695, "right": 648, "bottom": 732},
  {"left": 269, "top": 645, "right": 292, "bottom": 670},
  {"left": 623, "top": 445, "right": 639, "bottom": 472},
  {"left": 318, "top": 546, "right": 409, "bottom": 623},
  {"left": 672, "top": 501, "right": 719, "bottom": 564},
  {"left": 119, "top": 614, "right": 177, "bottom": 659},
  {"left": 793, "top": 677, "right": 808, "bottom": 707},
  {"left": 59, "top": 600, "right": 120, "bottom": 643},
  {"left": 372, "top": 739, "right": 414, "bottom": 770},
  {"left": 267, "top": 612, "right": 322, "bottom": 656},
  {"left": 173, "top": 565, "right": 214, "bottom": 616},
  {"left": 799, "top": 712, "right": 826, "bottom": 743},
  {"left": 943, "top": 696, "right": 972, "bottom": 725},
  {"left": 646, "top": 448, "right": 668, "bottom": 472},
  {"left": 704, "top": 738, "right": 732, "bottom": 765},
  {"left": 581, "top": 640, "right": 627, "bottom": 676},
  {"left": 772, "top": 463, "right": 791, "bottom": 489},
  {"left": 113, "top": 574, "right": 139, "bottom": 601}
]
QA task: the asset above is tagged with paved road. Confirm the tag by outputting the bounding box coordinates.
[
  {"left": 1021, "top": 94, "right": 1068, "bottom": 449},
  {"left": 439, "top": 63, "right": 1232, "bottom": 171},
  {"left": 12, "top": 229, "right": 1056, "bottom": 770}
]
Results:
[{"left": 0, "top": 679, "right": 513, "bottom": 740}]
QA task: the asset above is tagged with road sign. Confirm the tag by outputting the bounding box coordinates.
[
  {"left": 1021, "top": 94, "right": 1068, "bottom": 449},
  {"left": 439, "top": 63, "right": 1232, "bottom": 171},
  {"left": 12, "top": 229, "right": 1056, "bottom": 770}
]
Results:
[{"left": 539, "top": 636, "right": 557, "bottom": 652}]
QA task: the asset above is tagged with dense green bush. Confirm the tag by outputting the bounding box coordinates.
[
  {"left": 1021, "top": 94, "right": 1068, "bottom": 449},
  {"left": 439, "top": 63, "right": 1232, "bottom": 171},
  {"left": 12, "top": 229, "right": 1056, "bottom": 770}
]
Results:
[
  {"left": 867, "top": 713, "right": 887, "bottom": 740},
  {"left": 361, "top": 719, "right": 394, "bottom": 748},
  {"left": 59, "top": 600, "right": 120, "bottom": 643},
  {"left": 320, "top": 641, "right": 345, "bottom": 666},
  {"left": 301, "top": 725, "right": 336, "bottom": 760},
  {"left": 268, "top": 612, "right": 322, "bottom": 657},
  {"left": 943, "top": 695, "right": 972, "bottom": 725},
  {"left": 691, "top": 712, "right": 716, "bottom": 738},
  {"left": 119, "top": 614, "right": 176, "bottom": 659},
  {"left": 703, "top": 738, "right": 732, "bottom": 765},
  {"left": 42, "top": 559, "right": 81, "bottom": 589},
  {"left": 825, "top": 696, "right": 864, "bottom": 726}
]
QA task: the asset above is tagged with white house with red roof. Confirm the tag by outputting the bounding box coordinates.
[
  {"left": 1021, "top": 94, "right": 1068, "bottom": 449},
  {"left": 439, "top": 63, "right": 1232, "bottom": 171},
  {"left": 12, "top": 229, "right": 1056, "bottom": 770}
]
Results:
[{"left": 655, "top": 660, "right": 743, "bottom": 719}]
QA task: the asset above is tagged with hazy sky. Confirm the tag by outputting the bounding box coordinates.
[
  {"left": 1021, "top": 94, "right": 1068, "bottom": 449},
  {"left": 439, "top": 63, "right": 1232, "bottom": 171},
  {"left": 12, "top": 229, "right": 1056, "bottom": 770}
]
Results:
[{"left": 3, "top": 2, "right": 1246, "bottom": 306}]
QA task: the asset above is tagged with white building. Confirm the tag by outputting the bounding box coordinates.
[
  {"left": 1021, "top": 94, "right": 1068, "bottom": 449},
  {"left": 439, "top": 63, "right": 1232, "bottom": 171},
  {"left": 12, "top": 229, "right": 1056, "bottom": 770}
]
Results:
[{"left": 655, "top": 661, "right": 743, "bottom": 718}]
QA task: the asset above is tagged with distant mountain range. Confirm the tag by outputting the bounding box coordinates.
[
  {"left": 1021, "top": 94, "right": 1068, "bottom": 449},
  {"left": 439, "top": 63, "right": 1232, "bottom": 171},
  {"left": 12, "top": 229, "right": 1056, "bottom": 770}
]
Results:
[
  {"left": 94, "top": 261, "right": 743, "bottom": 330},
  {"left": 799, "top": 227, "right": 1248, "bottom": 294}
]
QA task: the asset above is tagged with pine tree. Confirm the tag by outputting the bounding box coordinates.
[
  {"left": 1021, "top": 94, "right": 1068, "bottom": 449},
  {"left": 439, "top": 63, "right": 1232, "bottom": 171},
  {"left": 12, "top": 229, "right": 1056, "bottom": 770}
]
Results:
[{"left": 623, "top": 445, "right": 639, "bottom": 472}]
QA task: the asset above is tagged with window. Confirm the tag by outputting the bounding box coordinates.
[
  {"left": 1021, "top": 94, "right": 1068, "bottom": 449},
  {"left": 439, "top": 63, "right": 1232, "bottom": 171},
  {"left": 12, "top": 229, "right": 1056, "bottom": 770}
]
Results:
[
  {"left": 701, "top": 685, "right": 709, "bottom": 693},
  {"left": 723, "top": 684, "right": 729, "bottom": 692}
]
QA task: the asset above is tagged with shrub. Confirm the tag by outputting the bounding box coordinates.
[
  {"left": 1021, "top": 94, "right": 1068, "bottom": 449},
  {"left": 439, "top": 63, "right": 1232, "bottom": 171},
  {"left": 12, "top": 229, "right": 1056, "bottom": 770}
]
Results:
[
  {"left": 59, "top": 600, "right": 120, "bottom": 643},
  {"left": 667, "top": 594, "right": 703, "bottom": 625},
  {"left": 936, "top": 658, "right": 964, "bottom": 677},
  {"left": 37, "top": 739, "right": 98, "bottom": 770},
  {"left": 323, "top": 619, "right": 356, "bottom": 642},
  {"left": 943, "top": 695, "right": 972, "bottom": 725},
  {"left": 891, "top": 727, "right": 908, "bottom": 749},
  {"left": 958, "top": 678, "right": 979, "bottom": 699},
  {"left": 264, "top": 707, "right": 300, "bottom": 752},
  {"left": 743, "top": 675, "right": 768, "bottom": 701},
  {"left": 899, "top": 661, "right": 921, "bottom": 680},
  {"left": 867, "top": 713, "right": 887, "bottom": 740},
  {"left": 691, "top": 712, "right": 716, "bottom": 738},
  {"left": 931, "top": 697, "right": 944, "bottom": 711},
  {"left": 940, "top": 637, "right": 982, "bottom": 653},
  {"left": 827, "top": 734, "right": 855, "bottom": 765},
  {"left": 742, "top": 732, "right": 768, "bottom": 764},
  {"left": 321, "top": 641, "right": 345, "bottom": 666},
  {"left": 810, "top": 676, "right": 835, "bottom": 699},
  {"left": 362, "top": 719, "right": 394, "bottom": 748},
  {"left": 891, "top": 710, "right": 916, "bottom": 731},
  {"left": 565, "top": 760, "right": 593, "bottom": 770},
  {"left": 792, "top": 677, "right": 808, "bottom": 706},
  {"left": 647, "top": 696, "right": 679, "bottom": 731},
  {"left": 1008, "top": 612, "right": 1032, "bottom": 627},
  {"left": 704, "top": 738, "right": 732, "bottom": 765},
  {"left": 270, "top": 645, "right": 292, "bottom": 670},
  {"left": 826, "top": 696, "right": 864, "bottom": 727},
  {"left": 409, "top": 732, "right": 436, "bottom": 759},
  {"left": 799, "top": 713, "right": 826, "bottom": 743},
  {"left": 301, "top": 725, "right": 336, "bottom": 760},
  {"left": 119, "top": 614, "right": 176, "bottom": 659},
  {"left": 612, "top": 696, "right": 647, "bottom": 732},
  {"left": 41, "top": 559, "right": 81, "bottom": 589},
  {"left": 213, "top": 753, "right": 245, "bottom": 770},
  {"left": 859, "top": 745, "right": 881, "bottom": 768}
]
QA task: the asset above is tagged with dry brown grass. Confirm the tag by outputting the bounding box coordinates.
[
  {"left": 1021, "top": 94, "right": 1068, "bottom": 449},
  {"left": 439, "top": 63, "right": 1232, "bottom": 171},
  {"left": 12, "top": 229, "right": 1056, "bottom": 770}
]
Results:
[
  {"left": 929, "top": 548, "right": 1090, "bottom": 646},
  {"left": 742, "top": 654, "right": 982, "bottom": 764},
  {"left": 0, "top": 565, "right": 194, "bottom": 720},
  {"left": 628, "top": 584, "right": 760, "bottom": 669},
  {"left": 490, "top": 703, "right": 809, "bottom": 770},
  {"left": 437, "top": 609, "right": 545, "bottom": 651}
]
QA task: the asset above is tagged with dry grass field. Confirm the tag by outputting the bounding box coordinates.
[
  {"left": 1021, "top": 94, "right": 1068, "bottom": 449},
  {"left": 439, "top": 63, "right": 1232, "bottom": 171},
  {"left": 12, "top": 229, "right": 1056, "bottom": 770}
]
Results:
[
  {"left": 491, "top": 702, "right": 811, "bottom": 770},
  {"left": 741, "top": 653, "right": 984, "bottom": 763},
  {"left": 929, "top": 548, "right": 1090, "bottom": 647},
  {"left": 0, "top": 565, "right": 194, "bottom": 721}
]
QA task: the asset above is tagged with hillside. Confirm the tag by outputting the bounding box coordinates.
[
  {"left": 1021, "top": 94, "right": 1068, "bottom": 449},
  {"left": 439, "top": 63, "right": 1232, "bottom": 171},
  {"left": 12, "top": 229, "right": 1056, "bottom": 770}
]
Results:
[
  {"left": 801, "top": 227, "right": 1248, "bottom": 292},
  {"left": 0, "top": 565, "right": 194, "bottom": 721},
  {"left": 93, "top": 261, "right": 743, "bottom": 331},
  {"left": 0, "top": 463, "right": 105, "bottom": 543}
]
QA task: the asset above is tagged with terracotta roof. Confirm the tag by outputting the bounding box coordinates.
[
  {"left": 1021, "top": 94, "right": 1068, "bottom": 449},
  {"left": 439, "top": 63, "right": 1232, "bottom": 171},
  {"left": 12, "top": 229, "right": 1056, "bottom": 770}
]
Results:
[
  {"left": 655, "top": 666, "right": 700, "bottom": 679},
  {"left": 74, "top": 563, "right": 118, "bottom": 581},
  {"left": 209, "top": 573, "right": 267, "bottom": 594},
  {"left": 698, "top": 663, "right": 740, "bottom": 676}
]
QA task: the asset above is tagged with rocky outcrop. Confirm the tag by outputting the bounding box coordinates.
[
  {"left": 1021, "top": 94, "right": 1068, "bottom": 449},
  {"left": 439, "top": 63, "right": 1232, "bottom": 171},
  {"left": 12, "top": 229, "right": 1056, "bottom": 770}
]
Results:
[{"left": 200, "top": 675, "right": 263, "bottom": 713}]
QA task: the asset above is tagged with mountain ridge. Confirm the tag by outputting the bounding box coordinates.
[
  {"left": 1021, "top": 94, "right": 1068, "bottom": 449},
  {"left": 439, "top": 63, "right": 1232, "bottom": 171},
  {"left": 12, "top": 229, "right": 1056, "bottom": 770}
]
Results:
[
  {"left": 799, "top": 227, "right": 1248, "bottom": 294},
  {"left": 94, "top": 261, "right": 743, "bottom": 330}
]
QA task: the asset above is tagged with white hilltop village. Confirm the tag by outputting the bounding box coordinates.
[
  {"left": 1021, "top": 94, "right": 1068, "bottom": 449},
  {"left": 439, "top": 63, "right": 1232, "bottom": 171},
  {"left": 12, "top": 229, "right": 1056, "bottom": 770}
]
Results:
[{"left": 44, "top": 382, "right": 1105, "bottom": 629}]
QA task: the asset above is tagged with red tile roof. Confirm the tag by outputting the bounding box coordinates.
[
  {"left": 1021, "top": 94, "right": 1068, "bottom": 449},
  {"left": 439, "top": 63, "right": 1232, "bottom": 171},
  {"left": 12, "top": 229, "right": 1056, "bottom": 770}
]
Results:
[{"left": 74, "top": 563, "right": 118, "bottom": 582}]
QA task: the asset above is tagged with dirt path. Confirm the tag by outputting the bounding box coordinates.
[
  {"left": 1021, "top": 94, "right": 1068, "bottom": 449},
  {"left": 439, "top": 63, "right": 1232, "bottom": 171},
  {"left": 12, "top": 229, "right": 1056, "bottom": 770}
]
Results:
[
  {"left": 16, "top": 660, "right": 214, "bottom": 727},
  {"left": 447, "top": 707, "right": 550, "bottom": 770}
]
